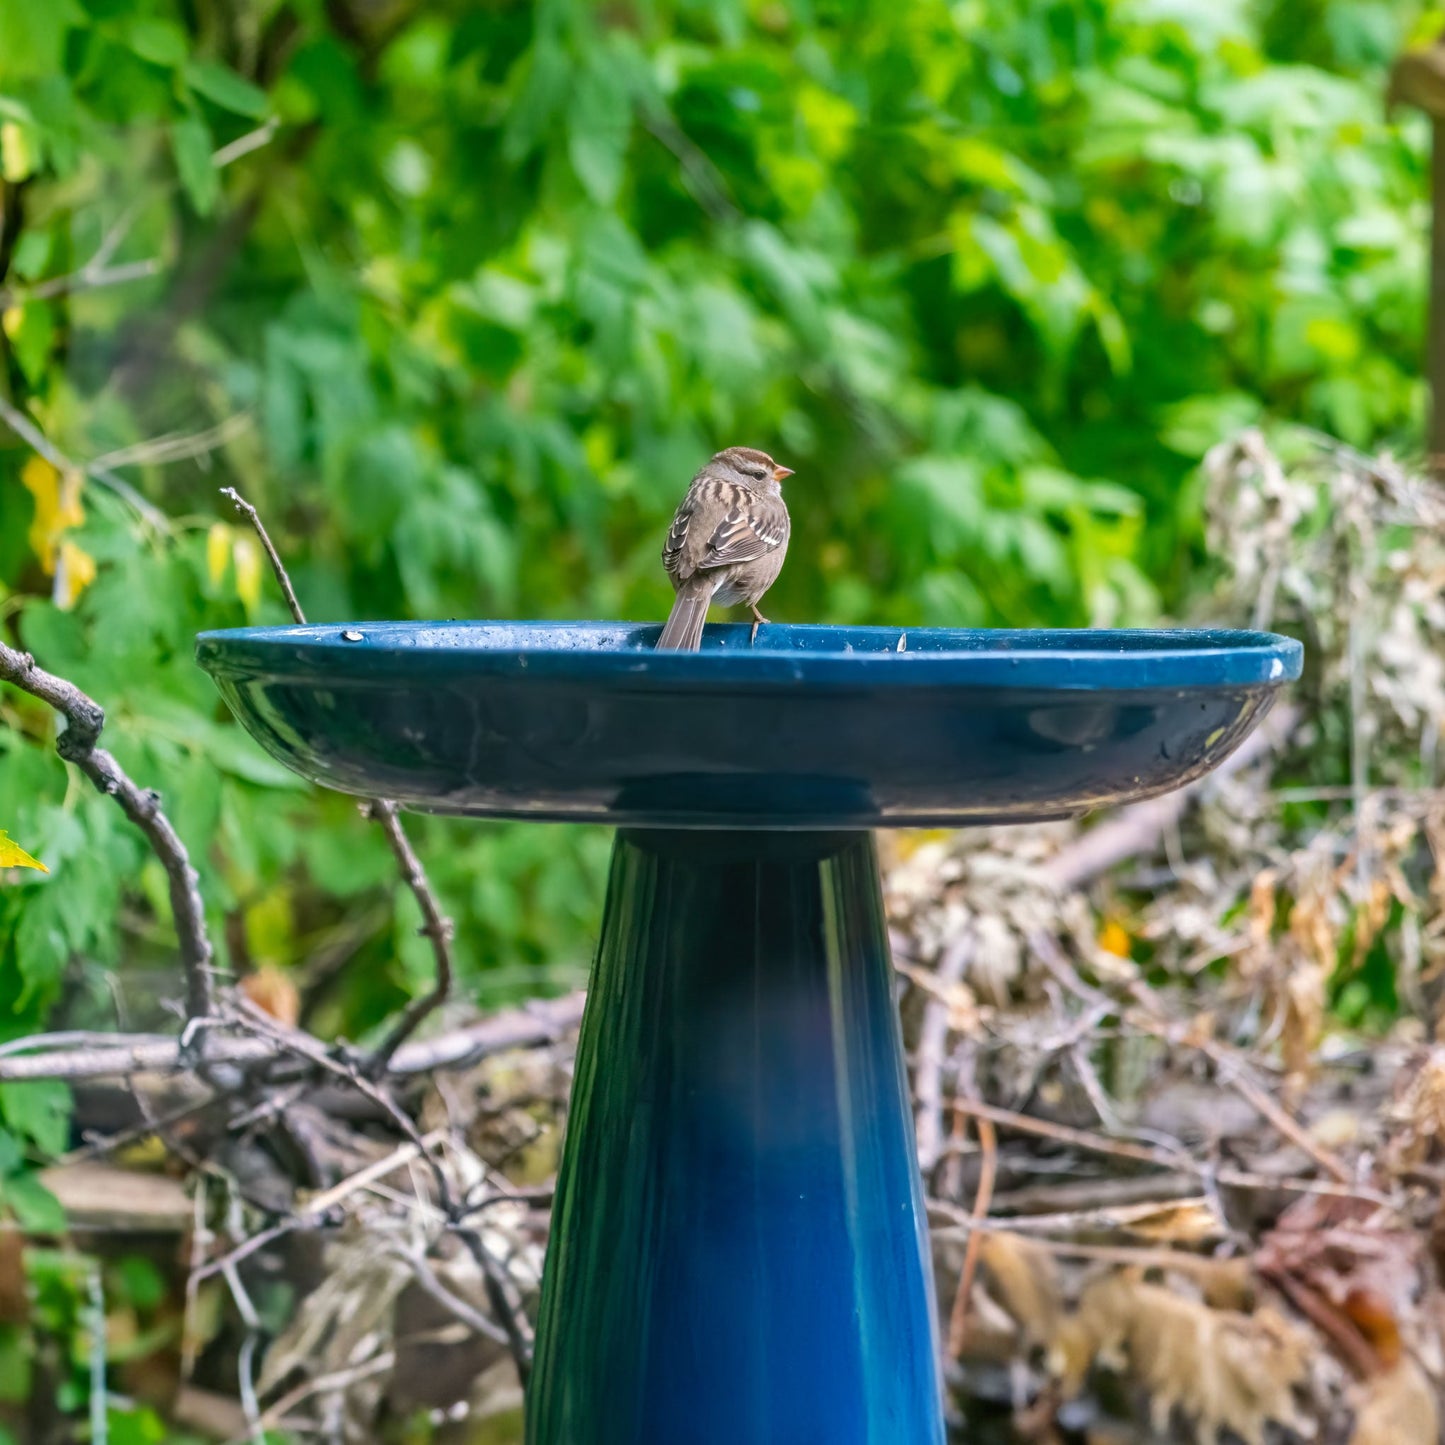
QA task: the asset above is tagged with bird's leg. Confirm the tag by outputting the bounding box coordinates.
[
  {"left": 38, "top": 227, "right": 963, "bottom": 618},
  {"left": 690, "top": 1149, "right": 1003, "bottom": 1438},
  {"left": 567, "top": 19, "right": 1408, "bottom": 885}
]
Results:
[{"left": 749, "top": 602, "right": 769, "bottom": 645}]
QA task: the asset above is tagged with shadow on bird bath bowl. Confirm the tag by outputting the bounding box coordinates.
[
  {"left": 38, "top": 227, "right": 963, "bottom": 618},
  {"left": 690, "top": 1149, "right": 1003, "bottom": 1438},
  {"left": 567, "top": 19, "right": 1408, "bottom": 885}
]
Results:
[{"left": 196, "top": 620, "right": 1302, "bottom": 1445}]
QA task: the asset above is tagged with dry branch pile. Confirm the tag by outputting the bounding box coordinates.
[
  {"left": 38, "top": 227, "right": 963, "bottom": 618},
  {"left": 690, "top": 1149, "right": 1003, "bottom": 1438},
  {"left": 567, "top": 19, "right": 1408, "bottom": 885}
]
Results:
[
  {"left": 4, "top": 434, "right": 1445, "bottom": 1443},
  {"left": 887, "top": 431, "right": 1445, "bottom": 1442}
]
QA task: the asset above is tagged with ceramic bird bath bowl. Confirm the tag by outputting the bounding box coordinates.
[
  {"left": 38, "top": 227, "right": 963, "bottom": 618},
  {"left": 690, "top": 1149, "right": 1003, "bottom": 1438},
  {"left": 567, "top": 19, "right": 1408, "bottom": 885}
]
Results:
[{"left": 196, "top": 620, "right": 1302, "bottom": 1445}]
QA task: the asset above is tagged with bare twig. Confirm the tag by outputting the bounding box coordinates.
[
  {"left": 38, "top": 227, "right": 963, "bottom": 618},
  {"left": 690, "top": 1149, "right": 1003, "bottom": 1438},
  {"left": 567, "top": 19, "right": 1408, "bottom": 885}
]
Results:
[
  {"left": 0, "top": 394, "right": 170, "bottom": 531},
  {"left": 1264, "top": 1268, "right": 1381, "bottom": 1378},
  {"left": 0, "top": 1030, "right": 175, "bottom": 1061},
  {"left": 943, "top": 1097, "right": 1395, "bottom": 1207},
  {"left": 945, "top": 1110, "right": 997, "bottom": 1358},
  {"left": 220, "top": 487, "right": 306, "bottom": 625},
  {"left": 0, "top": 639, "right": 215, "bottom": 1018},
  {"left": 0, "top": 257, "right": 161, "bottom": 311},
  {"left": 237, "top": 1332, "right": 269, "bottom": 1445},
  {"left": 229, "top": 1000, "right": 455, "bottom": 1213},
  {"left": 455, "top": 1225, "right": 535, "bottom": 1387},
  {"left": 181, "top": 1176, "right": 211, "bottom": 1381},
  {"left": 914, "top": 930, "right": 973, "bottom": 1175},
  {"left": 364, "top": 799, "right": 455, "bottom": 1069},
  {"left": 1196, "top": 1040, "right": 1354, "bottom": 1186},
  {"left": 220, "top": 485, "right": 456, "bottom": 1069},
  {"left": 213, "top": 118, "right": 279, "bottom": 169},
  {"left": 293, "top": 1134, "right": 444, "bottom": 1220},
  {"left": 88, "top": 1266, "right": 108, "bottom": 1445},
  {"left": 393, "top": 1243, "right": 510, "bottom": 1345},
  {"left": 91, "top": 414, "right": 250, "bottom": 471},
  {"left": 642, "top": 110, "right": 738, "bottom": 223},
  {"left": 0, "top": 992, "right": 584, "bottom": 1083},
  {"left": 251, "top": 1351, "right": 395, "bottom": 1436}
]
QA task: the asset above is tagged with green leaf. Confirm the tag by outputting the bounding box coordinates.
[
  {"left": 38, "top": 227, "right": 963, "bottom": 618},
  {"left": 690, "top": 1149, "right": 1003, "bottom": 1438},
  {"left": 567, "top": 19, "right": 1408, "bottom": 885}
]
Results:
[
  {"left": 503, "top": 39, "right": 570, "bottom": 163},
  {"left": 9, "top": 228, "right": 52, "bottom": 281},
  {"left": 2, "top": 1171, "right": 65, "bottom": 1233},
  {"left": 184, "top": 60, "right": 268, "bottom": 118},
  {"left": 13, "top": 892, "right": 69, "bottom": 1005},
  {"left": 171, "top": 111, "right": 219, "bottom": 215},
  {"left": 199, "top": 727, "right": 311, "bottom": 789},
  {"left": 568, "top": 56, "right": 631, "bottom": 205},
  {"left": 3, "top": 301, "right": 54, "bottom": 388},
  {"left": 113, "top": 1255, "right": 166, "bottom": 1310},
  {"left": 0, "top": 1329, "right": 32, "bottom": 1406},
  {"left": 106, "top": 1404, "right": 169, "bottom": 1445},
  {"left": 0, "top": 1081, "right": 72, "bottom": 1157},
  {"left": 125, "top": 17, "right": 188, "bottom": 67},
  {"left": 0, "top": 0, "right": 81, "bottom": 83}
]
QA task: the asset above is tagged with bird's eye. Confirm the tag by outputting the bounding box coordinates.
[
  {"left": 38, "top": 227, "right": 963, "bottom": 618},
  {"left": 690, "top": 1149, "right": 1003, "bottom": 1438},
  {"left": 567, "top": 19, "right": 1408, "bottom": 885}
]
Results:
[{"left": 743, "top": 464, "right": 767, "bottom": 479}]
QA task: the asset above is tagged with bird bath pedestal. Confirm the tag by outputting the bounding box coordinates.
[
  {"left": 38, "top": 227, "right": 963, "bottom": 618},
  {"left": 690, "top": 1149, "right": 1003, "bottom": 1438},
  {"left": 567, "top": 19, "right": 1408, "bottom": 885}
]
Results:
[{"left": 196, "top": 621, "right": 1301, "bottom": 1445}]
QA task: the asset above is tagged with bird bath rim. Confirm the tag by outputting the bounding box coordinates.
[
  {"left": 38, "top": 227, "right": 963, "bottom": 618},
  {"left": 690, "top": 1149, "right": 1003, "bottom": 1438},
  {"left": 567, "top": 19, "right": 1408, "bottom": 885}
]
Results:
[{"left": 197, "top": 620, "right": 1302, "bottom": 692}]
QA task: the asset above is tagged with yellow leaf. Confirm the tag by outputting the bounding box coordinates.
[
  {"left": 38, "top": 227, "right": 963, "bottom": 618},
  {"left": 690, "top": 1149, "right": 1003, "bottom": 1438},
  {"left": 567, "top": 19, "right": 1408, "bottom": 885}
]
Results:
[
  {"left": 1, "top": 306, "right": 22, "bottom": 339},
  {"left": 54, "top": 539, "right": 97, "bottom": 610},
  {"left": 232, "top": 533, "right": 262, "bottom": 615},
  {"left": 206, "top": 522, "right": 232, "bottom": 587},
  {"left": 0, "top": 831, "right": 48, "bottom": 874},
  {"left": 0, "top": 122, "right": 32, "bottom": 183},
  {"left": 889, "top": 828, "right": 953, "bottom": 861},
  {"left": 1097, "top": 917, "right": 1131, "bottom": 958},
  {"left": 20, "top": 456, "right": 85, "bottom": 574}
]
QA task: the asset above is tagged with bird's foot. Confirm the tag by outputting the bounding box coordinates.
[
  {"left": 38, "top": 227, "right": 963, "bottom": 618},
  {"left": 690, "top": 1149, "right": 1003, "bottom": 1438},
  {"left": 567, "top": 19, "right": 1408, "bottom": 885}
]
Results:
[{"left": 749, "top": 605, "right": 769, "bottom": 646}]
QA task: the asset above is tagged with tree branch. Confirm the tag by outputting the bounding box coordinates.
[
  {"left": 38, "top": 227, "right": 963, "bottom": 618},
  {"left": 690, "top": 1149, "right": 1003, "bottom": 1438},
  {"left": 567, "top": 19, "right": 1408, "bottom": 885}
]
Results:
[
  {"left": 0, "top": 992, "right": 584, "bottom": 1084},
  {"left": 363, "top": 800, "right": 455, "bottom": 1071},
  {"left": 0, "top": 639, "right": 214, "bottom": 1018},
  {"left": 220, "top": 485, "right": 455, "bottom": 1071}
]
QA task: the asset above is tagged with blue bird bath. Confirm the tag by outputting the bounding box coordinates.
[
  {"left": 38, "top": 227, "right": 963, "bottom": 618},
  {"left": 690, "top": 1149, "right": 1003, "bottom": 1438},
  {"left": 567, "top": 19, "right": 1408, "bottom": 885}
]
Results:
[{"left": 196, "top": 621, "right": 1302, "bottom": 1445}]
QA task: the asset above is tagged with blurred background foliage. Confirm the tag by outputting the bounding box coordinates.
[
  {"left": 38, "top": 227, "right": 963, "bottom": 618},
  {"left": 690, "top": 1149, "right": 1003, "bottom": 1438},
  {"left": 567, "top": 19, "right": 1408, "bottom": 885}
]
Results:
[{"left": 0, "top": 0, "right": 1441, "bottom": 1101}]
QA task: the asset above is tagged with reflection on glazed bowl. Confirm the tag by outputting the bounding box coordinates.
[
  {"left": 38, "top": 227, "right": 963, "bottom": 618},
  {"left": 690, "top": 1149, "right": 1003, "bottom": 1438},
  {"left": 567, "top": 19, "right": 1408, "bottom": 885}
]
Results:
[{"left": 196, "top": 621, "right": 1302, "bottom": 829}]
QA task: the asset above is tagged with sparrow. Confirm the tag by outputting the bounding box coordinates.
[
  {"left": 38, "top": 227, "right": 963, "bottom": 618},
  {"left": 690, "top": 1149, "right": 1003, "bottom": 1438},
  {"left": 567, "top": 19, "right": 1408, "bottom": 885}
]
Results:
[{"left": 656, "top": 446, "right": 793, "bottom": 651}]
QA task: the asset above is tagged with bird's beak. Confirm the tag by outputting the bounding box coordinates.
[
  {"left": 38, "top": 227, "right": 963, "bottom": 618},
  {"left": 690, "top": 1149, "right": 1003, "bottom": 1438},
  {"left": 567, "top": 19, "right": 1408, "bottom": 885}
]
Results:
[{"left": 772, "top": 465, "right": 794, "bottom": 481}]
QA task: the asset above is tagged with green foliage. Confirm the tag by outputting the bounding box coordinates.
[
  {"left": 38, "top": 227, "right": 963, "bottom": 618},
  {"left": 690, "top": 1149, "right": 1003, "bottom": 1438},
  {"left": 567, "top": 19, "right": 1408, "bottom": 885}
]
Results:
[{"left": 0, "top": 0, "right": 1437, "bottom": 1054}]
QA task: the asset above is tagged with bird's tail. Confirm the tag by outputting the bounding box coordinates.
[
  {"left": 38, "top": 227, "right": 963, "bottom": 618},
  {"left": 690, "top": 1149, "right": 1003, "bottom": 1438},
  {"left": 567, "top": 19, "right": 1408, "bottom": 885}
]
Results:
[{"left": 656, "top": 576, "right": 716, "bottom": 651}]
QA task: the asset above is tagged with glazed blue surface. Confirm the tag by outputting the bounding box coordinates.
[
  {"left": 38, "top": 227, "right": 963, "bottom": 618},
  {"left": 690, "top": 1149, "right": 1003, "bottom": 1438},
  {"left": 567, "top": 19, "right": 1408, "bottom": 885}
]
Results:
[
  {"left": 195, "top": 618, "right": 1302, "bottom": 1442},
  {"left": 194, "top": 621, "right": 1302, "bottom": 828},
  {"left": 527, "top": 830, "right": 944, "bottom": 1445}
]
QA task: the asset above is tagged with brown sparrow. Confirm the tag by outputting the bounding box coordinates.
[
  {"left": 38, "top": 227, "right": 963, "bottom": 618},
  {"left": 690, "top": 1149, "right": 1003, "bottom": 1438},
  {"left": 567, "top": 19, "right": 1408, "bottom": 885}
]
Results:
[{"left": 656, "top": 446, "right": 793, "bottom": 651}]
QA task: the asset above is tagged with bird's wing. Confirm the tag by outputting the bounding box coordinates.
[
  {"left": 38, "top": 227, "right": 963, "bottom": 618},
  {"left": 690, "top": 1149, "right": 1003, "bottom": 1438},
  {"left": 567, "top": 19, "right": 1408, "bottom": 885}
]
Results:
[
  {"left": 664, "top": 481, "right": 788, "bottom": 582},
  {"left": 662, "top": 498, "right": 696, "bottom": 580},
  {"left": 698, "top": 493, "right": 788, "bottom": 569}
]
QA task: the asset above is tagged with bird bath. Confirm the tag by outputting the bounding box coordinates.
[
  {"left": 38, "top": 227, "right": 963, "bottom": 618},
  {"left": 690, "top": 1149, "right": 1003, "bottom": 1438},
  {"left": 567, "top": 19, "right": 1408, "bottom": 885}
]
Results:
[{"left": 196, "top": 620, "right": 1302, "bottom": 1445}]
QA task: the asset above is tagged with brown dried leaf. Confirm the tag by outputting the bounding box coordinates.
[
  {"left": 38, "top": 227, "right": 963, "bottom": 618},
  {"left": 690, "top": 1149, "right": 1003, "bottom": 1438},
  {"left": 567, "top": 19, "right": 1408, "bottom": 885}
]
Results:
[
  {"left": 1052, "top": 1271, "right": 1310, "bottom": 1445},
  {"left": 1388, "top": 1045, "right": 1445, "bottom": 1172},
  {"left": 240, "top": 965, "right": 301, "bottom": 1028},
  {"left": 977, "top": 1231, "right": 1062, "bottom": 1350},
  {"left": 1348, "top": 1358, "right": 1439, "bottom": 1445},
  {"left": 1125, "top": 1200, "right": 1222, "bottom": 1245},
  {"left": 1281, "top": 959, "right": 1326, "bottom": 1096}
]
